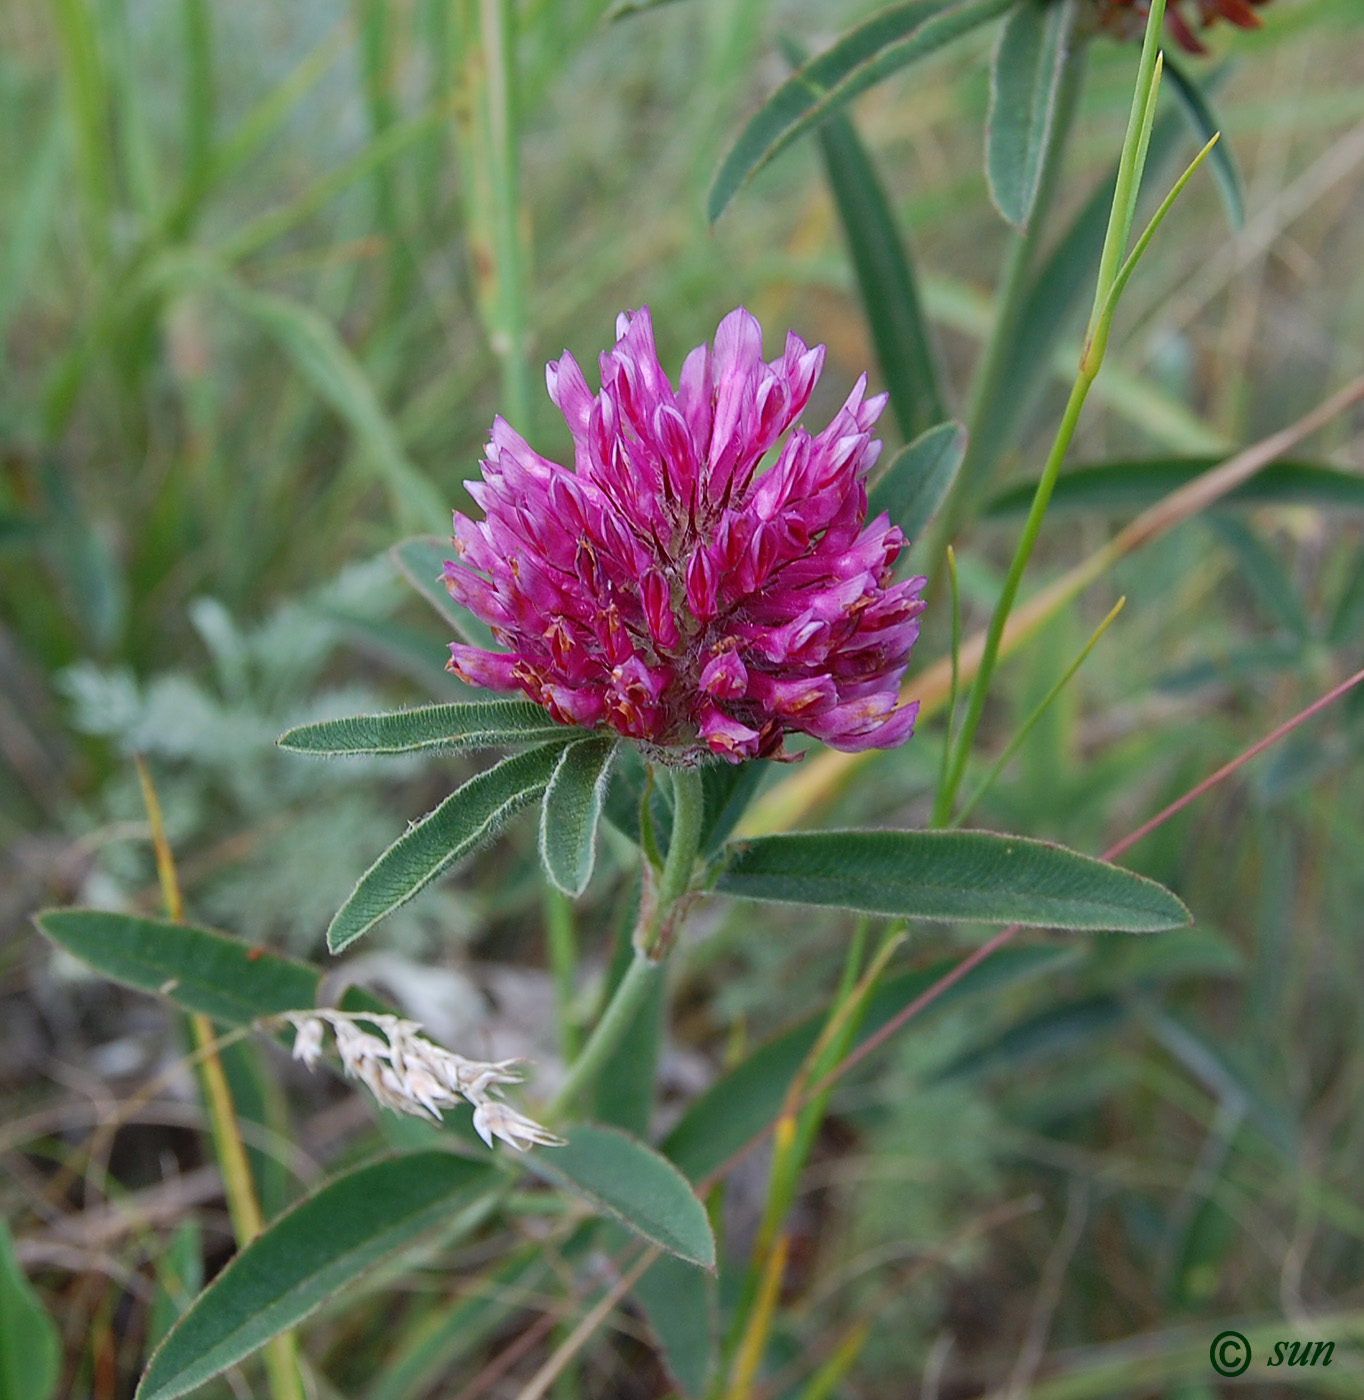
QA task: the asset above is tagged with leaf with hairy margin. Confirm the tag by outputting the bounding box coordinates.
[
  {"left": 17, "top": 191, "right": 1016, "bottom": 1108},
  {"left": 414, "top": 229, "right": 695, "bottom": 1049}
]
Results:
[{"left": 328, "top": 742, "right": 568, "bottom": 951}]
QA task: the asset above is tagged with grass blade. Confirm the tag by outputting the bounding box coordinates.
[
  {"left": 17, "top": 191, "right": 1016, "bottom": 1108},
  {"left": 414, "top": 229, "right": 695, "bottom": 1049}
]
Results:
[
  {"left": 1164, "top": 55, "right": 1244, "bottom": 229},
  {"left": 802, "top": 50, "right": 947, "bottom": 437},
  {"left": 984, "top": 457, "right": 1364, "bottom": 518},
  {"left": 707, "top": 0, "right": 1012, "bottom": 223}
]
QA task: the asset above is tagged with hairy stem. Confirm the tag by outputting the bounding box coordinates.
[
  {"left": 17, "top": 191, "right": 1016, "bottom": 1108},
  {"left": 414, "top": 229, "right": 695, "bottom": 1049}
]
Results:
[{"left": 548, "top": 766, "right": 704, "bottom": 1117}]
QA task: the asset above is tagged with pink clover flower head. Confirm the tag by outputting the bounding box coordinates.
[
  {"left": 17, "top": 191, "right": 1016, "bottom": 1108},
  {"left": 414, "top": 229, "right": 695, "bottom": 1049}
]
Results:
[{"left": 444, "top": 307, "right": 925, "bottom": 763}]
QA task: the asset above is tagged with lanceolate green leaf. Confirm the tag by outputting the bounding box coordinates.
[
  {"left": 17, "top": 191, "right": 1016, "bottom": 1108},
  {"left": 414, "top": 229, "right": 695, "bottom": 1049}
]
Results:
[
  {"left": 663, "top": 944, "right": 1076, "bottom": 1183},
  {"left": 866, "top": 420, "right": 968, "bottom": 544},
  {"left": 137, "top": 1154, "right": 496, "bottom": 1400},
  {"left": 1205, "top": 515, "right": 1311, "bottom": 641},
  {"left": 983, "top": 458, "right": 1364, "bottom": 519},
  {"left": 965, "top": 108, "right": 1187, "bottom": 495},
  {"left": 219, "top": 279, "right": 446, "bottom": 531},
  {"left": 328, "top": 742, "right": 567, "bottom": 952},
  {"left": 527, "top": 1123, "right": 715, "bottom": 1269},
  {"left": 809, "top": 77, "right": 947, "bottom": 438},
  {"left": 34, "top": 909, "right": 321, "bottom": 1025},
  {"left": 279, "top": 700, "right": 573, "bottom": 757},
  {"left": 0, "top": 1220, "right": 60, "bottom": 1400},
  {"left": 539, "top": 736, "right": 618, "bottom": 896},
  {"left": 716, "top": 831, "right": 1191, "bottom": 932},
  {"left": 1164, "top": 56, "right": 1244, "bottom": 230},
  {"left": 707, "top": 0, "right": 1013, "bottom": 223},
  {"left": 986, "top": 0, "right": 1079, "bottom": 231}
]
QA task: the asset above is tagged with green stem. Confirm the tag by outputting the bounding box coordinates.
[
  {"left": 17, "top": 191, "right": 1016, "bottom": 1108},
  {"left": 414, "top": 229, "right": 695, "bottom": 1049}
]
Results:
[
  {"left": 548, "top": 950, "right": 661, "bottom": 1120},
  {"left": 935, "top": 545, "right": 961, "bottom": 819},
  {"left": 645, "top": 766, "right": 705, "bottom": 953},
  {"left": 1088, "top": 0, "right": 1167, "bottom": 340},
  {"left": 481, "top": 0, "right": 531, "bottom": 428},
  {"left": 451, "top": 0, "right": 532, "bottom": 429},
  {"left": 543, "top": 885, "right": 581, "bottom": 1061},
  {"left": 951, "top": 595, "right": 1125, "bottom": 827},
  {"left": 932, "top": 372, "right": 1092, "bottom": 826},
  {"left": 933, "top": 1, "right": 1169, "bottom": 828},
  {"left": 548, "top": 767, "right": 704, "bottom": 1118}
]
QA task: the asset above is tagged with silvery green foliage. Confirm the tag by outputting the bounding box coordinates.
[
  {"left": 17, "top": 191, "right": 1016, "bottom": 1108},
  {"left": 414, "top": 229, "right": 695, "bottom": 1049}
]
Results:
[{"left": 56, "top": 557, "right": 491, "bottom": 952}]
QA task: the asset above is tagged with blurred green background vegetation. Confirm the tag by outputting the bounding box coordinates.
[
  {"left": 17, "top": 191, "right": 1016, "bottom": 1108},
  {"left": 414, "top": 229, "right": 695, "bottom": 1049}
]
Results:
[{"left": 3, "top": 0, "right": 1364, "bottom": 1394}]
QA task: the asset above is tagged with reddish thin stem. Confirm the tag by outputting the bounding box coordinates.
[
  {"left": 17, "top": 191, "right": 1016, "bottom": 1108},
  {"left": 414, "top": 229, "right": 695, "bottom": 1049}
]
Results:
[
  {"left": 699, "top": 665, "right": 1364, "bottom": 1193},
  {"left": 1103, "top": 666, "right": 1364, "bottom": 863}
]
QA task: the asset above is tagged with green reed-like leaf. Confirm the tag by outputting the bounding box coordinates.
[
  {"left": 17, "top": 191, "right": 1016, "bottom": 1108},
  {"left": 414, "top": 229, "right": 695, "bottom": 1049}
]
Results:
[
  {"left": 0, "top": 1221, "right": 60, "bottom": 1400},
  {"left": 1328, "top": 540, "right": 1364, "bottom": 647},
  {"left": 214, "top": 278, "right": 447, "bottom": 531},
  {"left": 527, "top": 1123, "right": 715, "bottom": 1269},
  {"left": 49, "top": 0, "right": 114, "bottom": 240},
  {"left": 984, "top": 457, "right": 1364, "bottom": 518},
  {"left": 1164, "top": 56, "right": 1244, "bottom": 230},
  {"left": 0, "top": 107, "right": 63, "bottom": 365},
  {"left": 1205, "top": 516, "right": 1311, "bottom": 641},
  {"left": 1086, "top": 130, "right": 1219, "bottom": 372},
  {"left": 866, "top": 420, "right": 967, "bottom": 544},
  {"left": 707, "top": 0, "right": 1013, "bottom": 223},
  {"left": 328, "top": 742, "right": 569, "bottom": 951},
  {"left": 716, "top": 831, "right": 1191, "bottom": 932},
  {"left": 220, "top": 102, "right": 450, "bottom": 265},
  {"left": 806, "top": 63, "right": 947, "bottom": 437},
  {"left": 168, "top": 19, "right": 346, "bottom": 227},
  {"left": 986, "top": 0, "right": 1079, "bottom": 231},
  {"left": 137, "top": 1154, "right": 496, "bottom": 1400},
  {"left": 280, "top": 700, "right": 573, "bottom": 757},
  {"left": 539, "top": 736, "right": 618, "bottom": 896},
  {"left": 964, "top": 106, "right": 1187, "bottom": 489},
  {"left": 361, "top": 1248, "right": 547, "bottom": 1400},
  {"left": 1089, "top": 0, "right": 1167, "bottom": 336},
  {"left": 179, "top": 0, "right": 214, "bottom": 206},
  {"left": 953, "top": 596, "right": 1125, "bottom": 826},
  {"left": 604, "top": 0, "right": 688, "bottom": 19}
]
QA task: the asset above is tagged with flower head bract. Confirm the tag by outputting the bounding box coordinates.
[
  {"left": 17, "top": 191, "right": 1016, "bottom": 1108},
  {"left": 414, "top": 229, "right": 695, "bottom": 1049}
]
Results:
[{"left": 443, "top": 307, "right": 925, "bottom": 764}]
